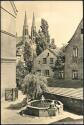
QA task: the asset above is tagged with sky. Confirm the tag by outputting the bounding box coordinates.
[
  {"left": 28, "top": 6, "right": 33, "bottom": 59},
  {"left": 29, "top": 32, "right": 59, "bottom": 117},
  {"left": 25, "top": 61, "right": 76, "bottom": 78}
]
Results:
[{"left": 15, "top": 1, "right": 83, "bottom": 48}]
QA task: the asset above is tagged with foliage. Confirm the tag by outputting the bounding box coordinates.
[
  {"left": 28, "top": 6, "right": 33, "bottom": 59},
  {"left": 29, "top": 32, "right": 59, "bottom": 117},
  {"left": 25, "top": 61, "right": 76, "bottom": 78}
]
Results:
[
  {"left": 40, "top": 19, "right": 50, "bottom": 43},
  {"left": 24, "top": 41, "right": 33, "bottom": 73},
  {"left": 49, "top": 38, "right": 56, "bottom": 49},
  {"left": 52, "top": 46, "right": 65, "bottom": 77},
  {"left": 22, "top": 73, "right": 48, "bottom": 100},
  {"left": 16, "top": 40, "right": 23, "bottom": 48},
  {"left": 35, "top": 19, "right": 50, "bottom": 55},
  {"left": 53, "top": 56, "right": 64, "bottom": 71},
  {"left": 16, "top": 61, "right": 28, "bottom": 89}
]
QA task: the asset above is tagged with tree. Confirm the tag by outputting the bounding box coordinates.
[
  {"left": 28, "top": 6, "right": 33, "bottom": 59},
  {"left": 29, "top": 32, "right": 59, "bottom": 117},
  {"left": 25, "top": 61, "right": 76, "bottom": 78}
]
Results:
[
  {"left": 52, "top": 46, "right": 65, "bottom": 78},
  {"left": 24, "top": 41, "right": 33, "bottom": 73},
  {"left": 49, "top": 38, "right": 56, "bottom": 49},
  {"left": 35, "top": 19, "right": 50, "bottom": 55},
  {"left": 16, "top": 61, "right": 28, "bottom": 89},
  {"left": 41, "top": 19, "right": 50, "bottom": 42},
  {"left": 35, "top": 30, "right": 46, "bottom": 55},
  {"left": 22, "top": 73, "right": 48, "bottom": 100}
]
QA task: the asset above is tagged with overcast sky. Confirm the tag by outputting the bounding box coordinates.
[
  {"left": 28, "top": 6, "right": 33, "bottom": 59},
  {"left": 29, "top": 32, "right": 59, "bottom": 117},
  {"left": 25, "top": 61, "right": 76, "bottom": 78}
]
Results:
[{"left": 15, "top": 1, "right": 83, "bottom": 48}]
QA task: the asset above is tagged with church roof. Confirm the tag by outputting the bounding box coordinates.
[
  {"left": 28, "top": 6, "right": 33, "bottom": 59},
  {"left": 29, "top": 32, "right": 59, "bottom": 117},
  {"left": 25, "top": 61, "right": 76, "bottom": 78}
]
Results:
[{"left": 32, "top": 12, "right": 35, "bottom": 27}]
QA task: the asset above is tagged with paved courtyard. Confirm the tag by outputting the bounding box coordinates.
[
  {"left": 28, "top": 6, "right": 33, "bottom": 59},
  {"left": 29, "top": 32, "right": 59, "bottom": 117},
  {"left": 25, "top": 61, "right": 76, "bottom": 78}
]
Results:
[{"left": 1, "top": 91, "right": 83, "bottom": 124}]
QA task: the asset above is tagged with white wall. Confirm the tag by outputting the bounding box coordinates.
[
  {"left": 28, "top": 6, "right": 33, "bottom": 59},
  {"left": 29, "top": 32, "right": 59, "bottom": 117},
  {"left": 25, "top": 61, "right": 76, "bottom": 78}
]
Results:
[{"left": 1, "top": 1, "right": 17, "bottom": 98}]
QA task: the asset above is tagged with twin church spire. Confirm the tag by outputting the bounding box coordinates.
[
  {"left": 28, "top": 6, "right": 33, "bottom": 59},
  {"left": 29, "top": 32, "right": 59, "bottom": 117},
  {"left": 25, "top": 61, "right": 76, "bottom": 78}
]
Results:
[
  {"left": 23, "top": 11, "right": 29, "bottom": 40},
  {"left": 24, "top": 11, "right": 28, "bottom": 26},
  {"left": 23, "top": 11, "right": 36, "bottom": 41},
  {"left": 31, "top": 12, "right": 36, "bottom": 40}
]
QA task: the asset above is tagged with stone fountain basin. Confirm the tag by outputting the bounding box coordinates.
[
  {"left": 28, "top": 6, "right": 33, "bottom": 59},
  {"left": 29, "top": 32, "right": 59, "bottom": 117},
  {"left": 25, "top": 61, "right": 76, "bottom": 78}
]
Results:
[{"left": 26, "top": 99, "right": 63, "bottom": 117}]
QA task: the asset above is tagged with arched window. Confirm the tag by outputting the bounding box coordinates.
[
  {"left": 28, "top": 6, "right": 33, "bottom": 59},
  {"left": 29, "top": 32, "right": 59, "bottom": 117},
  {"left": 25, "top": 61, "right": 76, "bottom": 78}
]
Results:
[{"left": 25, "top": 29, "right": 28, "bottom": 35}]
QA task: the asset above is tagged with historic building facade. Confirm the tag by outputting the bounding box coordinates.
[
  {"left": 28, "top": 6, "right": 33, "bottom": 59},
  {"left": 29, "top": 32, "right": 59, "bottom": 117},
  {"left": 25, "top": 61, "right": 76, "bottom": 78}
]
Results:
[
  {"left": 1, "top": 1, "right": 18, "bottom": 98},
  {"left": 33, "top": 48, "right": 58, "bottom": 77},
  {"left": 65, "top": 19, "right": 83, "bottom": 80}
]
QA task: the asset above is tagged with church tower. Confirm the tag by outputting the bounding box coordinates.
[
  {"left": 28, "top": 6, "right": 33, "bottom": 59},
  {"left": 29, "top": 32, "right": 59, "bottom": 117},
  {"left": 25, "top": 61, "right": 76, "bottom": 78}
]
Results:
[
  {"left": 23, "top": 11, "right": 29, "bottom": 41},
  {"left": 31, "top": 12, "right": 36, "bottom": 40}
]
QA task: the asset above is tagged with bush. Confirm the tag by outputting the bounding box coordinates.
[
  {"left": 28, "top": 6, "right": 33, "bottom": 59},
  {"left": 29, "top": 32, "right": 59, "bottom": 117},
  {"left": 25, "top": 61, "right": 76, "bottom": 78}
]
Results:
[{"left": 22, "top": 73, "right": 49, "bottom": 100}]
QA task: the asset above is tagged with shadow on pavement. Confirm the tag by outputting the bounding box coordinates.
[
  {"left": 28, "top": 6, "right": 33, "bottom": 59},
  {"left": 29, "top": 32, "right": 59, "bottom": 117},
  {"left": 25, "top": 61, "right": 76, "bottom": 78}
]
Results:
[{"left": 49, "top": 117, "right": 83, "bottom": 124}]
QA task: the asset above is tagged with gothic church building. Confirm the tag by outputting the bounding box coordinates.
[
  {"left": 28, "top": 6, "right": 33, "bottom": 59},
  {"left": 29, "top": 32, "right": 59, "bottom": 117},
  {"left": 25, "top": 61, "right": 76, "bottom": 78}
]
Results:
[{"left": 16, "top": 12, "right": 37, "bottom": 64}]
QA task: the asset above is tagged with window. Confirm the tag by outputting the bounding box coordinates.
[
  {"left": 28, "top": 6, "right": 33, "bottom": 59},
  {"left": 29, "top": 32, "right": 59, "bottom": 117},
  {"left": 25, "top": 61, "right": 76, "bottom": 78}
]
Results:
[
  {"left": 47, "top": 53, "right": 49, "bottom": 56},
  {"left": 72, "top": 47, "right": 78, "bottom": 63},
  {"left": 37, "top": 70, "right": 41, "bottom": 75},
  {"left": 73, "top": 47, "right": 78, "bottom": 58},
  {"left": 50, "top": 58, "right": 54, "bottom": 64},
  {"left": 25, "top": 29, "right": 28, "bottom": 35},
  {"left": 37, "top": 70, "right": 41, "bottom": 73},
  {"left": 59, "top": 71, "right": 64, "bottom": 79},
  {"left": 81, "top": 28, "right": 83, "bottom": 34},
  {"left": 45, "top": 70, "right": 49, "bottom": 76},
  {"left": 72, "top": 70, "right": 78, "bottom": 79},
  {"left": 43, "top": 58, "right": 47, "bottom": 64},
  {"left": 38, "top": 61, "right": 40, "bottom": 64}
]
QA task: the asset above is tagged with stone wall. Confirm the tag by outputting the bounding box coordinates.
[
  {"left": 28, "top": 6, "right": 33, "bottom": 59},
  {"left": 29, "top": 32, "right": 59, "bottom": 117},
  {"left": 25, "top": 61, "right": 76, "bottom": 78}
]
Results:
[{"left": 43, "top": 93, "right": 83, "bottom": 114}]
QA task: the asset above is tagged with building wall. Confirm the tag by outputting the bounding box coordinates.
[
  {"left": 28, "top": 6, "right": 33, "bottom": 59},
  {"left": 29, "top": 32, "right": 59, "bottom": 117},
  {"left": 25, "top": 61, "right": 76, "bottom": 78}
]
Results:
[
  {"left": 1, "top": 1, "right": 17, "bottom": 97},
  {"left": 65, "top": 19, "right": 83, "bottom": 80},
  {"left": 34, "top": 49, "right": 57, "bottom": 77}
]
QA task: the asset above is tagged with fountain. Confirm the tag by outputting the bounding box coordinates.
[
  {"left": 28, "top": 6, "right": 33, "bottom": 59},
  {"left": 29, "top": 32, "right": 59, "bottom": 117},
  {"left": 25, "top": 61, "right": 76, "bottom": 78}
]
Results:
[
  {"left": 21, "top": 95, "right": 63, "bottom": 117},
  {"left": 41, "top": 95, "right": 45, "bottom": 101}
]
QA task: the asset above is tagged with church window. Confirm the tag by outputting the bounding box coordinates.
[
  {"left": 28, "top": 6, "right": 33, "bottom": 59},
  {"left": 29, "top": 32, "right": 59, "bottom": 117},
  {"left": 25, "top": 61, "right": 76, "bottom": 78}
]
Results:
[
  {"left": 43, "top": 58, "right": 47, "bottom": 64},
  {"left": 25, "top": 29, "right": 28, "bottom": 35}
]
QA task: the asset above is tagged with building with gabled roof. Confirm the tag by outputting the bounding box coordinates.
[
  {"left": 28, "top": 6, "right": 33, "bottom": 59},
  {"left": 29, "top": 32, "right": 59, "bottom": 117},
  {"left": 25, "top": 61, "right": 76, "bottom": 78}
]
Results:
[
  {"left": 65, "top": 19, "right": 83, "bottom": 80},
  {"left": 33, "top": 48, "right": 59, "bottom": 77}
]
